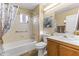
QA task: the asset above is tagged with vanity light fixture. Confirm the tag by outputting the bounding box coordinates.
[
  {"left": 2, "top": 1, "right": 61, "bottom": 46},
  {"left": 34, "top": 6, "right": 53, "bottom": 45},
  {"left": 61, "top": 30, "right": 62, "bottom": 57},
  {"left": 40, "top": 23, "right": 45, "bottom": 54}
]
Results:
[
  {"left": 44, "top": 3, "right": 59, "bottom": 11},
  {"left": 45, "top": 3, "right": 64, "bottom": 13}
]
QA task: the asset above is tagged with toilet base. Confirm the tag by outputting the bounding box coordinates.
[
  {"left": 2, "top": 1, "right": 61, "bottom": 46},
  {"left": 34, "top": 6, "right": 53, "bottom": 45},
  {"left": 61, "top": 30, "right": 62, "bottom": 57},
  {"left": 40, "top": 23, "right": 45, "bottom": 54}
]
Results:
[{"left": 38, "top": 48, "right": 44, "bottom": 56}]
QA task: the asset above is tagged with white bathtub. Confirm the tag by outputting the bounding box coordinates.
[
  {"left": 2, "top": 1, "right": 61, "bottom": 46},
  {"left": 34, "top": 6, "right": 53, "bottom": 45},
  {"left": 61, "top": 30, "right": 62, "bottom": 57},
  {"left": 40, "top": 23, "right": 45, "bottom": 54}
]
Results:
[{"left": 3, "top": 39, "right": 37, "bottom": 56}]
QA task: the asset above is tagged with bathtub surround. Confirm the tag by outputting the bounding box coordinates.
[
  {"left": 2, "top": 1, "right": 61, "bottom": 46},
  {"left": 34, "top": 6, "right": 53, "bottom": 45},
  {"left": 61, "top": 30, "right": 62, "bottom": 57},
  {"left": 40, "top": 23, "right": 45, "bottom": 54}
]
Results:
[
  {"left": 3, "top": 4, "right": 44, "bottom": 44},
  {"left": 3, "top": 7, "right": 32, "bottom": 44}
]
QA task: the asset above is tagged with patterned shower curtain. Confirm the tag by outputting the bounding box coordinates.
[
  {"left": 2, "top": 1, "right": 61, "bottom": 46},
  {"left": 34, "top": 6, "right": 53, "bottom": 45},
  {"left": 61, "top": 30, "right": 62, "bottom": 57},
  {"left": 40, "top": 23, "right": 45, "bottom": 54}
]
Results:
[
  {"left": 0, "top": 3, "right": 18, "bottom": 55},
  {"left": 1, "top": 3, "right": 18, "bottom": 34}
]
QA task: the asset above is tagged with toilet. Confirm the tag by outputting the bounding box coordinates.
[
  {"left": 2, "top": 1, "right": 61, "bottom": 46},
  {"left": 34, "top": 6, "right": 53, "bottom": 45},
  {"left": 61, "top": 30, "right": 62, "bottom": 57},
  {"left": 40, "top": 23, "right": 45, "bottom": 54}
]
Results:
[
  {"left": 35, "top": 42, "right": 46, "bottom": 56},
  {"left": 35, "top": 34, "right": 49, "bottom": 56}
]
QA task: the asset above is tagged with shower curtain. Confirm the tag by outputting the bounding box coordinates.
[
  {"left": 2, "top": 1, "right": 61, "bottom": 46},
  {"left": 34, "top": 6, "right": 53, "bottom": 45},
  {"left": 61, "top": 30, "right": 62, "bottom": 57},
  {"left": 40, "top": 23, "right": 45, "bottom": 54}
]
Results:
[{"left": 0, "top": 3, "right": 18, "bottom": 55}]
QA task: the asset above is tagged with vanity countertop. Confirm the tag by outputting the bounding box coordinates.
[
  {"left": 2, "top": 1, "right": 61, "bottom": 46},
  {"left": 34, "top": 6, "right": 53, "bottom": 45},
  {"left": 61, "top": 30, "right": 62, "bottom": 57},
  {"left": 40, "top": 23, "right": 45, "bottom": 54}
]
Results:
[{"left": 47, "top": 34, "right": 79, "bottom": 46}]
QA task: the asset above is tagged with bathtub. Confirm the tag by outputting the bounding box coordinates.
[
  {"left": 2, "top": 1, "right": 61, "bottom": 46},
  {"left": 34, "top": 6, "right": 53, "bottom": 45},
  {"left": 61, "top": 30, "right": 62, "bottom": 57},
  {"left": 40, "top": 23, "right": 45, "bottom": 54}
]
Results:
[{"left": 3, "top": 39, "right": 37, "bottom": 56}]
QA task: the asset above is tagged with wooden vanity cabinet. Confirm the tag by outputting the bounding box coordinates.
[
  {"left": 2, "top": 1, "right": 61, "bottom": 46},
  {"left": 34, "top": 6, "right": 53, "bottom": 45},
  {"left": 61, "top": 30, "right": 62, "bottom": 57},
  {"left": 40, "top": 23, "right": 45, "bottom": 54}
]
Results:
[
  {"left": 59, "top": 45, "right": 79, "bottom": 56},
  {"left": 47, "top": 38, "right": 79, "bottom": 56},
  {"left": 47, "top": 39, "right": 59, "bottom": 56}
]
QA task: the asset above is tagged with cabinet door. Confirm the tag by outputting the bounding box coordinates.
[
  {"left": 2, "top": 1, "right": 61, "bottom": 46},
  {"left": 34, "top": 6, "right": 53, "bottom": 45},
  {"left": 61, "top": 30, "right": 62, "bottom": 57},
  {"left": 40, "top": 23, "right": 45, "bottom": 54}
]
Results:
[
  {"left": 59, "top": 45, "right": 74, "bottom": 56},
  {"left": 59, "top": 45, "right": 79, "bottom": 56},
  {"left": 72, "top": 48, "right": 79, "bottom": 56},
  {"left": 47, "top": 40, "right": 58, "bottom": 56}
]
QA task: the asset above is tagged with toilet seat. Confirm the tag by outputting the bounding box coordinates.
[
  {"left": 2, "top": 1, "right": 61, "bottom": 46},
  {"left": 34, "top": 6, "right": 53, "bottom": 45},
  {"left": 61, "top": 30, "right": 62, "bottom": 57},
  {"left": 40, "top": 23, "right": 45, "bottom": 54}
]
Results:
[{"left": 35, "top": 42, "right": 47, "bottom": 49}]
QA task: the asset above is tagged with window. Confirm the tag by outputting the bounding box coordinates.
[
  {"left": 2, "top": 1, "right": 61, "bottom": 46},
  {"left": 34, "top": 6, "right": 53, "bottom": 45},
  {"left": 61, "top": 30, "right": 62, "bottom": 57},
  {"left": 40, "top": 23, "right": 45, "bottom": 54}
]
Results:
[{"left": 20, "top": 14, "right": 28, "bottom": 23}]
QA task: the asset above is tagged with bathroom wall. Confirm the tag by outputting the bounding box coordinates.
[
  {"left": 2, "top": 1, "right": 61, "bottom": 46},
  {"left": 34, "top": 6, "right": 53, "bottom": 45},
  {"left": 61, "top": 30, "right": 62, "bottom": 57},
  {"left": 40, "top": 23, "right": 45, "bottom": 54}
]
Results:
[
  {"left": 55, "top": 7, "right": 79, "bottom": 26},
  {"left": 38, "top": 5, "right": 44, "bottom": 41},
  {"left": 31, "top": 5, "right": 40, "bottom": 42},
  {"left": 3, "top": 7, "right": 33, "bottom": 44},
  {"left": 32, "top": 5, "right": 44, "bottom": 42}
]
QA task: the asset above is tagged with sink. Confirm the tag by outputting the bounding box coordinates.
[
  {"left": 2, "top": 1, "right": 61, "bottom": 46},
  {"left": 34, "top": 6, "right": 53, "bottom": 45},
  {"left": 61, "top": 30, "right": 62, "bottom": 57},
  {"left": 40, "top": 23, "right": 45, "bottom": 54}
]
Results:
[
  {"left": 64, "top": 35, "right": 79, "bottom": 43},
  {"left": 47, "top": 32, "right": 79, "bottom": 43}
]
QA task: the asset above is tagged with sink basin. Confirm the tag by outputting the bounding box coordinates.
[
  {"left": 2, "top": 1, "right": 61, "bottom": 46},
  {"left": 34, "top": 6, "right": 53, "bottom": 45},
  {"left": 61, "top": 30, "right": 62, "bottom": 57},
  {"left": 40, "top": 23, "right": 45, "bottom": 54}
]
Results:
[{"left": 64, "top": 36, "right": 79, "bottom": 43}]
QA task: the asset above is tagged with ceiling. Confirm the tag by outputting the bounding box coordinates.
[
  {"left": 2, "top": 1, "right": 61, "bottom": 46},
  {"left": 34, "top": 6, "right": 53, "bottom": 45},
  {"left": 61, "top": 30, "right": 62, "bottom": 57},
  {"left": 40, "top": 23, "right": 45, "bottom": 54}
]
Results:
[
  {"left": 17, "top": 3, "right": 39, "bottom": 10},
  {"left": 16, "top": 3, "right": 50, "bottom": 10},
  {"left": 55, "top": 3, "right": 79, "bottom": 13},
  {"left": 15, "top": 3, "right": 79, "bottom": 13},
  {"left": 45, "top": 3, "right": 79, "bottom": 14}
]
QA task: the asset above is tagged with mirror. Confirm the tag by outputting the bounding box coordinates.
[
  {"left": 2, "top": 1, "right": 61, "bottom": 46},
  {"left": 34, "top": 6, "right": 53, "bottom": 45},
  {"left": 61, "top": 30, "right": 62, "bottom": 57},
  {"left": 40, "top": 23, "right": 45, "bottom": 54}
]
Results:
[{"left": 43, "top": 16, "right": 57, "bottom": 34}]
